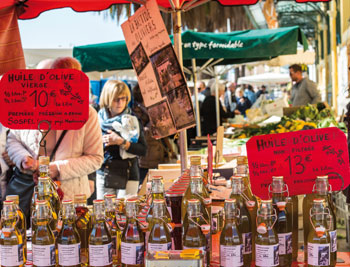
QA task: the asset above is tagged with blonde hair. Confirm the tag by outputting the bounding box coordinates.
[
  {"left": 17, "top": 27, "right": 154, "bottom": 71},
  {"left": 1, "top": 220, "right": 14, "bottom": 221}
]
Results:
[{"left": 99, "top": 80, "right": 131, "bottom": 109}]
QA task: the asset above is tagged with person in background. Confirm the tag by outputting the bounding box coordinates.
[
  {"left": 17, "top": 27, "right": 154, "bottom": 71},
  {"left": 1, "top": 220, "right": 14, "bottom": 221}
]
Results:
[
  {"left": 201, "top": 82, "right": 234, "bottom": 136},
  {"left": 191, "top": 81, "right": 206, "bottom": 110},
  {"left": 236, "top": 88, "right": 252, "bottom": 116},
  {"left": 244, "top": 84, "right": 256, "bottom": 105},
  {"left": 256, "top": 85, "right": 268, "bottom": 99},
  {"left": 132, "top": 84, "right": 175, "bottom": 186},
  {"left": 97, "top": 80, "right": 147, "bottom": 199},
  {"left": 0, "top": 123, "right": 13, "bottom": 201},
  {"left": 6, "top": 57, "right": 104, "bottom": 205},
  {"left": 289, "top": 64, "right": 321, "bottom": 106},
  {"left": 199, "top": 81, "right": 210, "bottom": 98},
  {"left": 224, "top": 82, "right": 238, "bottom": 113}
]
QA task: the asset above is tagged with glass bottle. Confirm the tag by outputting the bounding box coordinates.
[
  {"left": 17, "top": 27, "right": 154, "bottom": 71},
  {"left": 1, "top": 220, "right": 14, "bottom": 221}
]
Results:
[
  {"left": 182, "top": 199, "right": 209, "bottom": 267},
  {"left": 32, "top": 200, "right": 56, "bottom": 267},
  {"left": 146, "top": 176, "right": 171, "bottom": 224},
  {"left": 220, "top": 199, "right": 243, "bottom": 267},
  {"left": 38, "top": 156, "right": 61, "bottom": 219},
  {"left": 121, "top": 199, "right": 145, "bottom": 267},
  {"left": 148, "top": 199, "right": 172, "bottom": 252},
  {"left": 74, "top": 194, "right": 92, "bottom": 267},
  {"left": 37, "top": 176, "right": 59, "bottom": 235},
  {"left": 56, "top": 200, "right": 81, "bottom": 267},
  {"left": 104, "top": 194, "right": 122, "bottom": 266},
  {"left": 303, "top": 176, "right": 336, "bottom": 265},
  {"left": 182, "top": 176, "right": 211, "bottom": 261},
  {"left": 88, "top": 199, "right": 112, "bottom": 267},
  {"left": 189, "top": 156, "right": 209, "bottom": 192},
  {"left": 255, "top": 199, "right": 279, "bottom": 267},
  {"left": 233, "top": 156, "right": 258, "bottom": 258},
  {"left": 0, "top": 200, "right": 24, "bottom": 267},
  {"left": 229, "top": 176, "right": 252, "bottom": 266},
  {"left": 6, "top": 195, "right": 27, "bottom": 264},
  {"left": 270, "top": 176, "right": 292, "bottom": 267},
  {"left": 307, "top": 199, "right": 331, "bottom": 267}
]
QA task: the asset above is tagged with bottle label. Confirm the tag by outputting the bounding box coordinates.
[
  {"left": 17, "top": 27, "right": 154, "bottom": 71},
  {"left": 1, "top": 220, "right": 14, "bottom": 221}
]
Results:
[
  {"left": 278, "top": 232, "right": 292, "bottom": 255},
  {"left": 58, "top": 243, "right": 81, "bottom": 266},
  {"left": 255, "top": 244, "right": 279, "bottom": 266},
  {"left": 242, "top": 232, "right": 252, "bottom": 254},
  {"left": 307, "top": 243, "right": 330, "bottom": 266},
  {"left": 220, "top": 244, "right": 243, "bottom": 266},
  {"left": 0, "top": 244, "right": 24, "bottom": 266},
  {"left": 329, "top": 230, "right": 337, "bottom": 253},
  {"left": 89, "top": 243, "right": 113, "bottom": 267},
  {"left": 183, "top": 246, "right": 207, "bottom": 267},
  {"left": 148, "top": 242, "right": 172, "bottom": 251},
  {"left": 32, "top": 244, "right": 56, "bottom": 266},
  {"left": 121, "top": 242, "right": 144, "bottom": 265}
]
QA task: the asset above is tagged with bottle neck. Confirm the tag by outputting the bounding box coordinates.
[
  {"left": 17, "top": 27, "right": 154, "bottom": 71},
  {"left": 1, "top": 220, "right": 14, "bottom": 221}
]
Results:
[
  {"left": 153, "top": 203, "right": 164, "bottom": 218},
  {"left": 231, "top": 180, "right": 243, "bottom": 195},
  {"left": 62, "top": 204, "right": 75, "bottom": 221},
  {"left": 74, "top": 201, "right": 87, "bottom": 208},
  {"left": 2, "top": 205, "right": 17, "bottom": 227},
  {"left": 93, "top": 203, "right": 105, "bottom": 221},
  {"left": 234, "top": 164, "right": 248, "bottom": 176},
  {"left": 190, "top": 179, "right": 203, "bottom": 195},
  {"left": 315, "top": 179, "right": 329, "bottom": 196},
  {"left": 38, "top": 180, "right": 51, "bottom": 197},
  {"left": 190, "top": 165, "right": 202, "bottom": 177},
  {"left": 151, "top": 180, "right": 164, "bottom": 195},
  {"left": 126, "top": 202, "right": 138, "bottom": 219}
]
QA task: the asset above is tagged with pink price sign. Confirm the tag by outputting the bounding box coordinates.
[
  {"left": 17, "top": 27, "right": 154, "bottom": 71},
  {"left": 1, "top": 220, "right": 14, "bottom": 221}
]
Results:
[
  {"left": 0, "top": 69, "right": 89, "bottom": 130},
  {"left": 247, "top": 127, "right": 350, "bottom": 199}
]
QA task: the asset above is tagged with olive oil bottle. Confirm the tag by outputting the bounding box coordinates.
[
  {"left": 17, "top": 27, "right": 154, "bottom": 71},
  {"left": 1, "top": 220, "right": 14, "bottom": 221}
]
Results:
[
  {"left": 146, "top": 176, "right": 171, "bottom": 224},
  {"left": 38, "top": 156, "right": 61, "bottom": 219},
  {"left": 89, "top": 199, "right": 112, "bottom": 267},
  {"left": 229, "top": 176, "right": 252, "bottom": 266},
  {"left": 148, "top": 199, "right": 172, "bottom": 252},
  {"left": 121, "top": 199, "right": 145, "bottom": 267},
  {"left": 307, "top": 199, "right": 331, "bottom": 267},
  {"left": 32, "top": 200, "right": 56, "bottom": 267},
  {"left": 182, "top": 199, "right": 209, "bottom": 267},
  {"left": 255, "top": 199, "right": 279, "bottom": 267},
  {"left": 6, "top": 195, "right": 27, "bottom": 264},
  {"left": 37, "top": 176, "right": 59, "bottom": 235},
  {"left": 270, "top": 176, "right": 292, "bottom": 267},
  {"left": 56, "top": 200, "right": 81, "bottom": 267},
  {"left": 104, "top": 194, "right": 122, "bottom": 266},
  {"left": 189, "top": 156, "right": 209, "bottom": 194},
  {"left": 303, "top": 176, "right": 336, "bottom": 265},
  {"left": 0, "top": 200, "right": 24, "bottom": 267},
  {"left": 220, "top": 199, "right": 243, "bottom": 267},
  {"left": 233, "top": 156, "right": 258, "bottom": 259},
  {"left": 74, "top": 194, "right": 92, "bottom": 266}
]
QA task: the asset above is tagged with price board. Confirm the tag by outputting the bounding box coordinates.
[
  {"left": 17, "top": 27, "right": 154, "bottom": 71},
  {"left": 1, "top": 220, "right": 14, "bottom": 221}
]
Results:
[
  {"left": 247, "top": 127, "right": 350, "bottom": 199},
  {"left": 0, "top": 69, "right": 89, "bottom": 130}
]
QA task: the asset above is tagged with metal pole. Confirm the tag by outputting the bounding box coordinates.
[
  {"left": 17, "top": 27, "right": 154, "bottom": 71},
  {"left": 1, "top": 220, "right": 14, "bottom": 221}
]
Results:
[
  {"left": 173, "top": 2, "right": 188, "bottom": 172},
  {"left": 214, "top": 68, "right": 220, "bottom": 129},
  {"left": 328, "top": 1, "right": 339, "bottom": 114},
  {"left": 192, "top": 59, "right": 201, "bottom": 136},
  {"left": 322, "top": 4, "right": 329, "bottom": 104}
]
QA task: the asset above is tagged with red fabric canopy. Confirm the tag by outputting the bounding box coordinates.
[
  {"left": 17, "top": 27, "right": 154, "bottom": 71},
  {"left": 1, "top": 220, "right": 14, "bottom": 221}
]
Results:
[{"left": 0, "top": 0, "right": 330, "bottom": 20}]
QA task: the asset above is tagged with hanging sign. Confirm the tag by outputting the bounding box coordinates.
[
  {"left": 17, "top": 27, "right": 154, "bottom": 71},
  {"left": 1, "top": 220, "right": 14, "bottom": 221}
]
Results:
[
  {"left": 121, "top": 0, "right": 195, "bottom": 139},
  {"left": 247, "top": 127, "right": 350, "bottom": 199},
  {"left": 0, "top": 69, "right": 89, "bottom": 130}
]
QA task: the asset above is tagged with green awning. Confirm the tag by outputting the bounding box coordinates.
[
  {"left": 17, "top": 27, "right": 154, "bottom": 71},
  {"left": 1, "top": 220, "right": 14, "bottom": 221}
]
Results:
[{"left": 73, "top": 26, "right": 308, "bottom": 73}]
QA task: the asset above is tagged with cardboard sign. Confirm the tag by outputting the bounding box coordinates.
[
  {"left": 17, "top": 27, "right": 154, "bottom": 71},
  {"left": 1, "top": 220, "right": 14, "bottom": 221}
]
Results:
[
  {"left": 121, "top": 0, "right": 195, "bottom": 139},
  {"left": 247, "top": 127, "right": 350, "bottom": 199},
  {"left": 0, "top": 69, "right": 89, "bottom": 130}
]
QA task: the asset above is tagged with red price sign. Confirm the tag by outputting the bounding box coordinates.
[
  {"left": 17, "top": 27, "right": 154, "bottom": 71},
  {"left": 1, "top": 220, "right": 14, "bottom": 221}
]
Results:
[
  {"left": 0, "top": 69, "right": 89, "bottom": 130},
  {"left": 247, "top": 127, "right": 350, "bottom": 199}
]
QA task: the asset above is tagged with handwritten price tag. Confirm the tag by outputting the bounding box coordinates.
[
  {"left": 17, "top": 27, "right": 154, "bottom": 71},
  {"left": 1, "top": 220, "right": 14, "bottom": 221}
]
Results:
[
  {"left": 0, "top": 69, "right": 89, "bottom": 130},
  {"left": 247, "top": 127, "right": 350, "bottom": 198}
]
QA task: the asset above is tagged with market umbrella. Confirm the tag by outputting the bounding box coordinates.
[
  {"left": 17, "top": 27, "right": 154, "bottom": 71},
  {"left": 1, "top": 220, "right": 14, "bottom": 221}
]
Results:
[{"left": 74, "top": 26, "right": 307, "bottom": 72}]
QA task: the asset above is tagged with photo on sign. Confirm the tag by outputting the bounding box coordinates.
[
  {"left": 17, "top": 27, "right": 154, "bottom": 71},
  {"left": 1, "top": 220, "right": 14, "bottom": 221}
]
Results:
[
  {"left": 150, "top": 44, "right": 185, "bottom": 96},
  {"left": 167, "top": 85, "right": 195, "bottom": 130},
  {"left": 147, "top": 99, "right": 176, "bottom": 138},
  {"left": 130, "top": 42, "right": 149, "bottom": 75},
  {"left": 273, "top": 245, "right": 279, "bottom": 265},
  {"left": 318, "top": 245, "right": 329, "bottom": 266}
]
